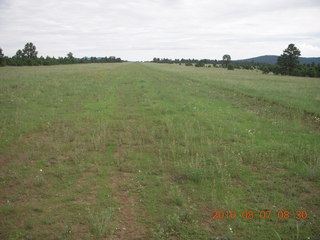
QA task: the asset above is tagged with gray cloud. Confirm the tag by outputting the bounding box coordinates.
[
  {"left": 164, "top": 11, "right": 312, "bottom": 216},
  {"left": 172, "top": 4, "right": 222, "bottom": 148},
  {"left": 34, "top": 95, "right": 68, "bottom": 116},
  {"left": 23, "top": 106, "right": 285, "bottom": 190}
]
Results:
[{"left": 0, "top": 0, "right": 319, "bottom": 60}]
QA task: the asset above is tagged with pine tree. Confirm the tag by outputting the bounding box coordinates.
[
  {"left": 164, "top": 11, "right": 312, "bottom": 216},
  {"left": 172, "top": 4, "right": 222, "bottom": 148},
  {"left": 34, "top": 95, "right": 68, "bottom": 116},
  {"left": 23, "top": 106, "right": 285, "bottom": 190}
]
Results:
[
  {"left": 0, "top": 48, "right": 5, "bottom": 66},
  {"left": 277, "top": 44, "right": 301, "bottom": 75},
  {"left": 22, "top": 42, "right": 38, "bottom": 59},
  {"left": 222, "top": 54, "right": 231, "bottom": 68}
]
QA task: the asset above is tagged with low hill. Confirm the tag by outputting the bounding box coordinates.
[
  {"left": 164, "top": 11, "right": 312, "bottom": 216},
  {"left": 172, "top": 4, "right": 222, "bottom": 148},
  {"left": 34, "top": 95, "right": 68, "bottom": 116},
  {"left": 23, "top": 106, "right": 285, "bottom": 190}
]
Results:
[{"left": 236, "top": 55, "right": 320, "bottom": 65}]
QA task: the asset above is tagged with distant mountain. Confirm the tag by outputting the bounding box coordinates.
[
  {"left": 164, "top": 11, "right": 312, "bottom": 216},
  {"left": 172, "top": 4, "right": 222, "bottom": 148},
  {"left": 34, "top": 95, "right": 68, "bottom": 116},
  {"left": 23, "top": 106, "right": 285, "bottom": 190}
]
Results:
[
  {"left": 236, "top": 55, "right": 320, "bottom": 65},
  {"left": 298, "top": 57, "right": 320, "bottom": 65}
]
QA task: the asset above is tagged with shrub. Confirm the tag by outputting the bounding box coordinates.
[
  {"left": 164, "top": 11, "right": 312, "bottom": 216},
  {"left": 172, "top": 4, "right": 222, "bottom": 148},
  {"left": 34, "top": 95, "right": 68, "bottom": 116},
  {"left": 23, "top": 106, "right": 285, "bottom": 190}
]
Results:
[
  {"left": 195, "top": 62, "right": 205, "bottom": 67},
  {"left": 227, "top": 64, "right": 234, "bottom": 70}
]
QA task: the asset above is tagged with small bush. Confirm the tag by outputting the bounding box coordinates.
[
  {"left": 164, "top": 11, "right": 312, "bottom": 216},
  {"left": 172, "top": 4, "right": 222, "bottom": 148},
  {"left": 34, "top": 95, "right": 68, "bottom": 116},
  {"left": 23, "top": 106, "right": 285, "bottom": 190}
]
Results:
[
  {"left": 169, "top": 186, "right": 184, "bottom": 206},
  {"left": 195, "top": 62, "right": 205, "bottom": 67},
  {"left": 227, "top": 64, "right": 234, "bottom": 70},
  {"left": 261, "top": 66, "right": 270, "bottom": 74}
]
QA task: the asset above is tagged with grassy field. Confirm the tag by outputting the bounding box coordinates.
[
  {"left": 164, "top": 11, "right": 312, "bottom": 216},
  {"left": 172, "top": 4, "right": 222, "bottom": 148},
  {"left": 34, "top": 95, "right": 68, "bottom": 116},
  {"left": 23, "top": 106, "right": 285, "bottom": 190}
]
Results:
[{"left": 0, "top": 63, "right": 319, "bottom": 240}]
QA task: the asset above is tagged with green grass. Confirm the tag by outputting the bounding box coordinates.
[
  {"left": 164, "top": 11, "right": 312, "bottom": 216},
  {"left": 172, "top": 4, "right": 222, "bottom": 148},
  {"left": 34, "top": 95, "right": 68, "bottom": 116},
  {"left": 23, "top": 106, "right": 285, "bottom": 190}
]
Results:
[
  {"left": 0, "top": 63, "right": 319, "bottom": 239},
  {"left": 149, "top": 63, "right": 320, "bottom": 114}
]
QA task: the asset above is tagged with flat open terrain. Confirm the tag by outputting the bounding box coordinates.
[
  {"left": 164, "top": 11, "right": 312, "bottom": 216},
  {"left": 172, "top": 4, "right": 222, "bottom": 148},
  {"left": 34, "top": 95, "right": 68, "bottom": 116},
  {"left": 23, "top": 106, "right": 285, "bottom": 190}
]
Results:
[{"left": 0, "top": 63, "right": 319, "bottom": 239}]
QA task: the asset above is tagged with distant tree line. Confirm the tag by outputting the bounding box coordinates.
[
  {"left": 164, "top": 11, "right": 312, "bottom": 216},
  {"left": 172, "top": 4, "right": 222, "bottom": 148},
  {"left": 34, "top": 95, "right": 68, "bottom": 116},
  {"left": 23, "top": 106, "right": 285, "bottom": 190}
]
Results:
[
  {"left": 259, "top": 63, "right": 320, "bottom": 78},
  {"left": 0, "top": 43, "right": 124, "bottom": 67},
  {"left": 152, "top": 44, "right": 320, "bottom": 78},
  {"left": 152, "top": 56, "right": 261, "bottom": 70}
]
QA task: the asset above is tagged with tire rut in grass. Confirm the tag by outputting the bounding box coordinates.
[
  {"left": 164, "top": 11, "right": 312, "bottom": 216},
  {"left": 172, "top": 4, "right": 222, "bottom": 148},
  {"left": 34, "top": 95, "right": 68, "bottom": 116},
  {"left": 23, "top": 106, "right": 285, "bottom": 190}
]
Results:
[
  {"left": 110, "top": 78, "right": 147, "bottom": 239},
  {"left": 111, "top": 171, "right": 145, "bottom": 240}
]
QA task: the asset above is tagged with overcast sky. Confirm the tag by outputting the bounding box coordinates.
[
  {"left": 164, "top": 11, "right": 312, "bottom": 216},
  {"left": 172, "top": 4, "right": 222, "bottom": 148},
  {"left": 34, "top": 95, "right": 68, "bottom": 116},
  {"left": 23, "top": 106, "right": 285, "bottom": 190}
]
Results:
[{"left": 1, "top": 0, "right": 320, "bottom": 61}]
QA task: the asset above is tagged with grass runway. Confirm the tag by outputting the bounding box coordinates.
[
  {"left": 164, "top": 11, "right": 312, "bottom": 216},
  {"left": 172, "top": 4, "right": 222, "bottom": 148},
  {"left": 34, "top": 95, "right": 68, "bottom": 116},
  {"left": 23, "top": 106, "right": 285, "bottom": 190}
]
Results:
[{"left": 0, "top": 63, "right": 319, "bottom": 239}]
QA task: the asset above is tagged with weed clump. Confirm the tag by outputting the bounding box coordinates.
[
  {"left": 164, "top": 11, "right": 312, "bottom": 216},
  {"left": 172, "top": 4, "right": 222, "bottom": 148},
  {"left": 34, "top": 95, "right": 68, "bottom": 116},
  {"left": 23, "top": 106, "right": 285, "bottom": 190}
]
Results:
[{"left": 87, "top": 207, "right": 115, "bottom": 239}]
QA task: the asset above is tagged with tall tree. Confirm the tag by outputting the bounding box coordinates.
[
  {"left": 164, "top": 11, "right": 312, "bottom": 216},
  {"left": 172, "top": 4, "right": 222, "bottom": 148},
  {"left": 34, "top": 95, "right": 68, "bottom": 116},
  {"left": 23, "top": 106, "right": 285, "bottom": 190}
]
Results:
[
  {"left": 15, "top": 49, "right": 24, "bottom": 58},
  {"left": 67, "top": 52, "right": 74, "bottom": 59},
  {"left": 0, "top": 48, "right": 5, "bottom": 66},
  {"left": 22, "top": 42, "right": 38, "bottom": 59},
  {"left": 277, "top": 43, "right": 301, "bottom": 75},
  {"left": 222, "top": 54, "right": 231, "bottom": 67}
]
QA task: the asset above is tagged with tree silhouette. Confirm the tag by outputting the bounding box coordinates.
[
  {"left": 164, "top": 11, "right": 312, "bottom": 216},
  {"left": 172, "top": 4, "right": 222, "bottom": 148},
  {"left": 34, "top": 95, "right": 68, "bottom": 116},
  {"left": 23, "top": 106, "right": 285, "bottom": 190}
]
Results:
[
  {"left": 22, "top": 42, "right": 38, "bottom": 59},
  {"left": 0, "top": 48, "right": 5, "bottom": 66},
  {"left": 67, "top": 52, "right": 74, "bottom": 59},
  {"left": 277, "top": 43, "right": 301, "bottom": 75},
  {"left": 223, "top": 54, "right": 231, "bottom": 67}
]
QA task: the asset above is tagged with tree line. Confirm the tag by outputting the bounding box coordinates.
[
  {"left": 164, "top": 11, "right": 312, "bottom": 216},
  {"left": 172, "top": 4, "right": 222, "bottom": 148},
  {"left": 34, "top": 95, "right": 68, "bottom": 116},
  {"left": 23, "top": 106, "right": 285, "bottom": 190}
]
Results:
[
  {"left": 152, "top": 44, "right": 320, "bottom": 78},
  {"left": 152, "top": 56, "right": 261, "bottom": 70},
  {"left": 0, "top": 43, "right": 124, "bottom": 66}
]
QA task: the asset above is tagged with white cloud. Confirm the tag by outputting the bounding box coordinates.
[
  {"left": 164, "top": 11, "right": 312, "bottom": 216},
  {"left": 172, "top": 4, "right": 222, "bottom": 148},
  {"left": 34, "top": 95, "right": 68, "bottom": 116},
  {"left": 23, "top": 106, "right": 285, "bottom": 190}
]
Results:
[{"left": 0, "top": 0, "right": 319, "bottom": 60}]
